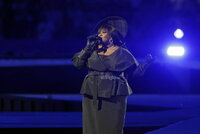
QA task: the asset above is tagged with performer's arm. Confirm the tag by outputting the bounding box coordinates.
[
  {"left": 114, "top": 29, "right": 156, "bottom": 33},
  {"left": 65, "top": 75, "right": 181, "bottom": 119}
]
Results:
[
  {"left": 125, "top": 54, "right": 154, "bottom": 78},
  {"left": 72, "top": 50, "right": 91, "bottom": 69},
  {"left": 72, "top": 35, "right": 98, "bottom": 69}
]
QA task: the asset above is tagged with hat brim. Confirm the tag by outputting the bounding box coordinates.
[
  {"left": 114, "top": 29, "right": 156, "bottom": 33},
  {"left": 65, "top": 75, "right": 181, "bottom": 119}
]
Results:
[{"left": 94, "top": 16, "right": 128, "bottom": 38}]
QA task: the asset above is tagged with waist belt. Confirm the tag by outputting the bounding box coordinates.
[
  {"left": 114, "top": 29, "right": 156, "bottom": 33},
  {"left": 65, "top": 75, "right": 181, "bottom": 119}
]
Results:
[
  {"left": 87, "top": 70, "right": 124, "bottom": 110},
  {"left": 88, "top": 70, "right": 123, "bottom": 77}
]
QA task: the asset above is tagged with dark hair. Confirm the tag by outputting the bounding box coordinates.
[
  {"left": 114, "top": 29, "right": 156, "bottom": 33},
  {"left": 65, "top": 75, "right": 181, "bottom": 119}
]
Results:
[{"left": 98, "top": 24, "right": 126, "bottom": 47}]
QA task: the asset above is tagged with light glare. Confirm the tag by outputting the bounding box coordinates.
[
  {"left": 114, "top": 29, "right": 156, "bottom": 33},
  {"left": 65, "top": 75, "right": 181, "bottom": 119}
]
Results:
[
  {"left": 174, "top": 29, "right": 184, "bottom": 39},
  {"left": 167, "top": 46, "right": 185, "bottom": 56}
]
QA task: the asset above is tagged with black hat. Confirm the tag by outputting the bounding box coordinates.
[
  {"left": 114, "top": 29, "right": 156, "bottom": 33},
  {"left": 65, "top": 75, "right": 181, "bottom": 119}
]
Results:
[{"left": 94, "top": 16, "right": 128, "bottom": 38}]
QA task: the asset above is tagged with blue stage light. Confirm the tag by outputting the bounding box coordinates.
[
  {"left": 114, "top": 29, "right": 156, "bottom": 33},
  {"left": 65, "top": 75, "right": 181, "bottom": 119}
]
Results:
[
  {"left": 167, "top": 45, "right": 185, "bottom": 57},
  {"left": 174, "top": 29, "right": 184, "bottom": 39}
]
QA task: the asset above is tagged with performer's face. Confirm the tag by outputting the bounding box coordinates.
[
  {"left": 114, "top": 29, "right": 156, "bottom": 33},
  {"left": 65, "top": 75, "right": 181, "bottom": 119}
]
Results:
[{"left": 98, "top": 28, "right": 111, "bottom": 44}]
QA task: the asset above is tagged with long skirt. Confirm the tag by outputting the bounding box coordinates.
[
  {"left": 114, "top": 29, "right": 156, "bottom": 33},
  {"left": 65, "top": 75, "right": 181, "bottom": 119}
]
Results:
[{"left": 82, "top": 95, "right": 127, "bottom": 134}]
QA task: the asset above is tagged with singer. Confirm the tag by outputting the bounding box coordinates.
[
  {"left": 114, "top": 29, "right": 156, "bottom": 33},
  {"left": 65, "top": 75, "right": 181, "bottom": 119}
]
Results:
[{"left": 72, "top": 16, "right": 153, "bottom": 134}]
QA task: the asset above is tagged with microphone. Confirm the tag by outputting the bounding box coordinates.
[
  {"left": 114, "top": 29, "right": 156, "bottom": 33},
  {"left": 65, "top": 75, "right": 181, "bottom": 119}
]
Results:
[{"left": 87, "top": 34, "right": 102, "bottom": 45}]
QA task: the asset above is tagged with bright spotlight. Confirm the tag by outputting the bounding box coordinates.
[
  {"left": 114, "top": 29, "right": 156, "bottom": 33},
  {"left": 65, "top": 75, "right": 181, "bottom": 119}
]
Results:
[
  {"left": 174, "top": 29, "right": 184, "bottom": 39},
  {"left": 167, "top": 46, "right": 185, "bottom": 57}
]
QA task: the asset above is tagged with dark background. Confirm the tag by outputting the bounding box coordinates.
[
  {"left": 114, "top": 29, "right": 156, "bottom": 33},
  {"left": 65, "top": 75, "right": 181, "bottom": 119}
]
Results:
[{"left": 0, "top": 0, "right": 200, "bottom": 94}]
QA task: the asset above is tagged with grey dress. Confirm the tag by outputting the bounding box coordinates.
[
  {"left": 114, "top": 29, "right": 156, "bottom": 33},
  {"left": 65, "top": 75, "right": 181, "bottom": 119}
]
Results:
[{"left": 72, "top": 47, "right": 148, "bottom": 134}]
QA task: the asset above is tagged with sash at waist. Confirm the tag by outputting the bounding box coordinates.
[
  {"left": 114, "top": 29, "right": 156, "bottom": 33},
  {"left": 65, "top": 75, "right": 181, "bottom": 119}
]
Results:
[{"left": 88, "top": 70, "right": 123, "bottom": 77}]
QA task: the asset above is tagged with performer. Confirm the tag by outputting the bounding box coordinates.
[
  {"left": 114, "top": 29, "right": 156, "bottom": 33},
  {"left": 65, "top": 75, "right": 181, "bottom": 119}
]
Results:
[{"left": 72, "top": 16, "right": 153, "bottom": 134}]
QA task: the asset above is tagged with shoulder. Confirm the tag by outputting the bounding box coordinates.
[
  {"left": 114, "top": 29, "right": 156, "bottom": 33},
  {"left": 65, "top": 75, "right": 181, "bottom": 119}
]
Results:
[
  {"left": 120, "top": 47, "right": 131, "bottom": 53},
  {"left": 118, "top": 47, "right": 134, "bottom": 58},
  {"left": 118, "top": 47, "right": 139, "bottom": 65}
]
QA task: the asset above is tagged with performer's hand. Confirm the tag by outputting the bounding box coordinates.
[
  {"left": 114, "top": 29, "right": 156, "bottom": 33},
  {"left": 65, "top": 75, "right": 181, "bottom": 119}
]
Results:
[
  {"left": 84, "top": 35, "right": 101, "bottom": 52},
  {"left": 145, "top": 53, "right": 155, "bottom": 63}
]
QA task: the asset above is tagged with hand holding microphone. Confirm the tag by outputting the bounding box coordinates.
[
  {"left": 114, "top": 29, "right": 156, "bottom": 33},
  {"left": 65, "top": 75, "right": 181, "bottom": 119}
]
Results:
[
  {"left": 77, "top": 35, "right": 102, "bottom": 60},
  {"left": 84, "top": 34, "right": 102, "bottom": 53}
]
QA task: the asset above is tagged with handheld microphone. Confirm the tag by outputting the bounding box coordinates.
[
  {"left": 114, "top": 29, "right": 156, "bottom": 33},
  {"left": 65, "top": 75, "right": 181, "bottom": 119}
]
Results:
[{"left": 87, "top": 34, "right": 102, "bottom": 45}]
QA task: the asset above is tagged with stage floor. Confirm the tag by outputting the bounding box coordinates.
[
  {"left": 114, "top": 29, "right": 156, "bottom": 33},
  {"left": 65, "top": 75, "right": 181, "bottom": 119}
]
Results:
[{"left": 0, "top": 94, "right": 200, "bottom": 134}]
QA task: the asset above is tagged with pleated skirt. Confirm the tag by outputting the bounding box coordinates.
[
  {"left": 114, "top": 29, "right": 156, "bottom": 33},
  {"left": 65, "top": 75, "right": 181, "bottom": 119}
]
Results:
[{"left": 82, "top": 95, "right": 127, "bottom": 134}]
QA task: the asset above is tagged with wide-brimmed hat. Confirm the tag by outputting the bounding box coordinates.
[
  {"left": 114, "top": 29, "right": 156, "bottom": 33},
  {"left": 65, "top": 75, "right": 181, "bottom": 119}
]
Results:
[{"left": 94, "top": 16, "right": 128, "bottom": 38}]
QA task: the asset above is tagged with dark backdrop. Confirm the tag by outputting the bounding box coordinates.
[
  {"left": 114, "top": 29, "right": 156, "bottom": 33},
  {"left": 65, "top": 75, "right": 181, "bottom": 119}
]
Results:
[{"left": 0, "top": 0, "right": 200, "bottom": 94}]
